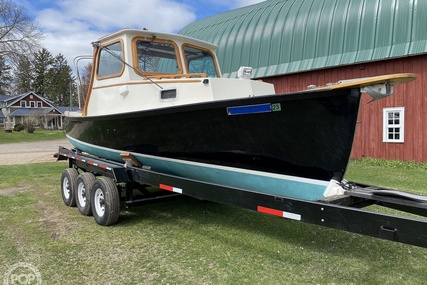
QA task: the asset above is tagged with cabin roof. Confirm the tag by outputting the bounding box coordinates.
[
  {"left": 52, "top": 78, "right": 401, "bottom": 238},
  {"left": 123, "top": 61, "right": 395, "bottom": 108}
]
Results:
[{"left": 97, "top": 28, "right": 218, "bottom": 51}]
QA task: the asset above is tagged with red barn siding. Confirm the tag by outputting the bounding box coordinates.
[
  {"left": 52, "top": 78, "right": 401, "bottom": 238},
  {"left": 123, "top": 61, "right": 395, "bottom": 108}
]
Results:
[{"left": 263, "top": 55, "right": 427, "bottom": 162}]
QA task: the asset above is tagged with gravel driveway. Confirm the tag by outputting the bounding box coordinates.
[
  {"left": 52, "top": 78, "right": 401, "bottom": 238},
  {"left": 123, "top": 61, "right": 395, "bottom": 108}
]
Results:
[{"left": 0, "top": 139, "right": 73, "bottom": 165}]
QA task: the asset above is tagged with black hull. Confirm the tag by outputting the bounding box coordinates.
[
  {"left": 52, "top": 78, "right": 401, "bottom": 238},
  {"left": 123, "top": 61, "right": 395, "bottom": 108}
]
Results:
[{"left": 66, "top": 88, "right": 361, "bottom": 182}]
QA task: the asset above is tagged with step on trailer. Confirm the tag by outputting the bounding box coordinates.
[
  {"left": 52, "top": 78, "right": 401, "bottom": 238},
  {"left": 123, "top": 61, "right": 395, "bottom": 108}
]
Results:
[{"left": 56, "top": 146, "right": 427, "bottom": 248}]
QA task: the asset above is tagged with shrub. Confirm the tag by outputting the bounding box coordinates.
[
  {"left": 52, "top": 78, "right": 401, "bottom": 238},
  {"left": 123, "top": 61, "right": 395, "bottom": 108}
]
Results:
[
  {"left": 26, "top": 124, "right": 35, "bottom": 133},
  {"left": 13, "top": 124, "right": 25, "bottom": 132}
]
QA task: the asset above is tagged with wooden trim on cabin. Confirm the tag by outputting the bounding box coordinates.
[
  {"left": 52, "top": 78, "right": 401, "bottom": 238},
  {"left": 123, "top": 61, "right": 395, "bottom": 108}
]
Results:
[
  {"left": 145, "top": 73, "right": 207, "bottom": 79},
  {"left": 83, "top": 47, "right": 98, "bottom": 116},
  {"left": 91, "top": 79, "right": 204, "bottom": 90}
]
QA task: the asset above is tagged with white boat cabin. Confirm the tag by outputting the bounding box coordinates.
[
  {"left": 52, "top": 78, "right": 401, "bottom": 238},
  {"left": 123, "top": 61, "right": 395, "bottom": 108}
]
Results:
[{"left": 78, "top": 29, "right": 275, "bottom": 117}]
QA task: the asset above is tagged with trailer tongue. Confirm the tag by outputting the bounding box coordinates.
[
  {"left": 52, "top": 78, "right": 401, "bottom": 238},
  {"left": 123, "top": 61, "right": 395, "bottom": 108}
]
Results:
[{"left": 57, "top": 146, "right": 427, "bottom": 248}]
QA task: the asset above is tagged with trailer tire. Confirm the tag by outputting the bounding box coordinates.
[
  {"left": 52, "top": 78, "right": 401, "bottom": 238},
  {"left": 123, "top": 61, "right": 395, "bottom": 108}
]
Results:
[
  {"left": 76, "top": 172, "right": 95, "bottom": 216},
  {"left": 61, "top": 168, "right": 78, "bottom": 207},
  {"left": 91, "top": 177, "right": 120, "bottom": 226}
]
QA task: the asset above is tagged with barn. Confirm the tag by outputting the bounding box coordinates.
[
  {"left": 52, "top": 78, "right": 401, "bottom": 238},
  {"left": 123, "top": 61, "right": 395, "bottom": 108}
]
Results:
[{"left": 179, "top": 0, "right": 427, "bottom": 162}]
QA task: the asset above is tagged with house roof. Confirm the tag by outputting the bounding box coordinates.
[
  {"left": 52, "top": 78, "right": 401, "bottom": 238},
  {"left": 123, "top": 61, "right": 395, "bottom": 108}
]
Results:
[
  {"left": 0, "top": 95, "right": 11, "bottom": 101},
  {"left": 180, "top": 0, "right": 427, "bottom": 78},
  {"left": 1, "top": 92, "right": 77, "bottom": 118},
  {"left": 4, "top": 92, "right": 54, "bottom": 108},
  {"left": 0, "top": 94, "right": 22, "bottom": 103},
  {"left": 9, "top": 107, "right": 58, "bottom": 117}
]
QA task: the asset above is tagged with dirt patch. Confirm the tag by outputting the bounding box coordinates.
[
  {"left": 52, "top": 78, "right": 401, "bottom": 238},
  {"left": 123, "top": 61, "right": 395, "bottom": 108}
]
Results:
[
  {"left": 37, "top": 201, "right": 78, "bottom": 240},
  {"left": 0, "top": 186, "right": 31, "bottom": 195}
]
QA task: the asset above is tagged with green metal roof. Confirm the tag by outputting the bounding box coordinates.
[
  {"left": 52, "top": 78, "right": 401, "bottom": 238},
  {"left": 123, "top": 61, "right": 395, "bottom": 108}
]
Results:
[{"left": 179, "top": 0, "right": 427, "bottom": 78}]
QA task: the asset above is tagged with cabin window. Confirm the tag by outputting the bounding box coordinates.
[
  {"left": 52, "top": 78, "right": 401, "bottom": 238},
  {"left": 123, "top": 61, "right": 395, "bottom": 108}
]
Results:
[
  {"left": 135, "top": 40, "right": 179, "bottom": 74},
  {"left": 383, "top": 107, "right": 404, "bottom": 143},
  {"left": 20, "top": 101, "right": 26, "bottom": 107},
  {"left": 183, "top": 45, "right": 218, "bottom": 77},
  {"left": 98, "top": 41, "right": 124, "bottom": 77},
  {"left": 37, "top": 102, "right": 42, "bottom": 107},
  {"left": 30, "top": 101, "right": 35, "bottom": 108}
]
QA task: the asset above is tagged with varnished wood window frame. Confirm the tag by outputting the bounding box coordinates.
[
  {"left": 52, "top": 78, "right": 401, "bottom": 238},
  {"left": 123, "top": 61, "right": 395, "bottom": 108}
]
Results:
[
  {"left": 131, "top": 37, "right": 183, "bottom": 77},
  {"left": 181, "top": 43, "right": 220, "bottom": 78},
  {"left": 96, "top": 39, "right": 125, "bottom": 80}
]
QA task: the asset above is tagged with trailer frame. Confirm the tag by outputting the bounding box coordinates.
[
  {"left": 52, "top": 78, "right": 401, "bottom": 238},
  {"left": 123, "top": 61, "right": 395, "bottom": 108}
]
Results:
[{"left": 56, "top": 146, "right": 427, "bottom": 248}]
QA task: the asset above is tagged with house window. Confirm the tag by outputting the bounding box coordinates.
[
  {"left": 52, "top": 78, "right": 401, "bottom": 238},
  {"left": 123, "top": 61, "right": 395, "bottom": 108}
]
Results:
[
  {"left": 30, "top": 101, "right": 35, "bottom": 108},
  {"left": 37, "top": 102, "right": 42, "bottom": 107},
  {"left": 383, "top": 107, "right": 404, "bottom": 143},
  {"left": 20, "top": 101, "right": 26, "bottom": 107}
]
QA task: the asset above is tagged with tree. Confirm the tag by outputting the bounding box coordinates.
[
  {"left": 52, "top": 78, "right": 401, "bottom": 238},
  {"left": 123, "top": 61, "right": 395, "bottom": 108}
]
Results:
[
  {"left": 32, "top": 48, "right": 53, "bottom": 96},
  {"left": 46, "top": 53, "right": 75, "bottom": 106},
  {"left": 31, "top": 49, "right": 76, "bottom": 106},
  {"left": 25, "top": 109, "right": 45, "bottom": 133},
  {"left": 79, "top": 62, "right": 92, "bottom": 106},
  {"left": 0, "top": 0, "right": 42, "bottom": 67},
  {"left": 14, "top": 56, "right": 33, "bottom": 93},
  {"left": 0, "top": 55, "right": 12, "bottom": 94}
]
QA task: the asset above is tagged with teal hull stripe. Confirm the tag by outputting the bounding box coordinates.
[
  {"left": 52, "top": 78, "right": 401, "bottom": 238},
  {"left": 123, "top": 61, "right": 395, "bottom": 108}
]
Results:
[{"left": 67, "top": 136, "right": 328, "bottom": 201}]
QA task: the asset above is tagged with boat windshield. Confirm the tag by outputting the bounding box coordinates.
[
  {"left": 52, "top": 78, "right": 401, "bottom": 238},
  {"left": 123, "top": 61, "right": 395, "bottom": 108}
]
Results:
[
  {"left": 135, "top": 40, "right": 180, "bottom": 74},
  {"left": 98, "top": 41, "right": 124, "bottom": 77},
  {"left": 183, "top": 45, "right": 218, "bottom": 78}
]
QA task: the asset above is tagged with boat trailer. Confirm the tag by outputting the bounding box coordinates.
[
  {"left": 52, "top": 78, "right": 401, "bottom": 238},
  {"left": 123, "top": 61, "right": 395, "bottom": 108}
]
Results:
[{"left": 56, "top": 146, "right": 427, "bottom": 248}]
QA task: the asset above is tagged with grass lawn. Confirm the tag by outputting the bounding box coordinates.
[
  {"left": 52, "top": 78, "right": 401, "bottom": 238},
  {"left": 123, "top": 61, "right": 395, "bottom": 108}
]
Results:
[
  {"left": 0, "top": 129, "right": 65, "bottom": 144},
  {"left": 1, "top": 160, "right": 427, "bottom": 284}
]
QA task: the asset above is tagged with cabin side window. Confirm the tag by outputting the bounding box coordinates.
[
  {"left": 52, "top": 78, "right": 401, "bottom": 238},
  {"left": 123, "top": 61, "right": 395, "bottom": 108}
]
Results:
[
  {"left": 97, "top": 41, "right": 124, "bottom": 77},
  {"left": 183, "top": 45, "right": 218, "bottom": 78},
  {"left": 135, "top": 40, "right": 179, "bottom": 74}
]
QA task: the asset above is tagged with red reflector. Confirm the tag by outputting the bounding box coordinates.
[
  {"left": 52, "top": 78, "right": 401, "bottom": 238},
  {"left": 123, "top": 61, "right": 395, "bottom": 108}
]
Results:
[
  {"left": 159, "top": 184, "right": 173, "bottom": 191},
  {"left": 257, "top": 206, "right": 283, "bottom": 217}
]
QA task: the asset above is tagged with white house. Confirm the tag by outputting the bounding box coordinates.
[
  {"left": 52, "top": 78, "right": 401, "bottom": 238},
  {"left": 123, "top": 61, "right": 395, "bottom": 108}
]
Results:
[{"left": 0, "top": 92, "right": 71, "bottom": 130}]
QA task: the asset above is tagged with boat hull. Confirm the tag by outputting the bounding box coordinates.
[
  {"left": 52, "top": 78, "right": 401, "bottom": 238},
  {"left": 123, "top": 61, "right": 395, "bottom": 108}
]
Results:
[{"left": 65, "top": 88, "right": 361, "bottom": 201}]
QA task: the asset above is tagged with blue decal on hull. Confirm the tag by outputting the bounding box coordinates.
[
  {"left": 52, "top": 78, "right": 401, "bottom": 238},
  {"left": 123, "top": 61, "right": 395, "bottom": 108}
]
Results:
[{"left": 227, "top": 103, "right": 272, "bottom": 115}]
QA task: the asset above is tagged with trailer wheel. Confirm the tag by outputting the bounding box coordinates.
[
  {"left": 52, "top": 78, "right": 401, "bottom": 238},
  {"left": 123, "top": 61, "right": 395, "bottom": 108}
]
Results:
[
  {"left": 91, "top": 177, "right": 120, "bottom": 226},
  {"left": 76, "top": 172, "right": 95, "bottom": 216},
  {"left": 61, "top": 168, "right": 78, "bottom": 207}
]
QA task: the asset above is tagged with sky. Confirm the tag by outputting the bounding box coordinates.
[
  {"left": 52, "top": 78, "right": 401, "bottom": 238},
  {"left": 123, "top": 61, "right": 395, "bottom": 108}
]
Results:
[{"left": 15, "top": 0, "right": 266, "bottom": 71}]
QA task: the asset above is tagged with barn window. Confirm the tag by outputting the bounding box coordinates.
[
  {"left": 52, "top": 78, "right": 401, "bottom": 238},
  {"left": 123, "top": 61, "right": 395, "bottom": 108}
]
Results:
[{"left": 383, "top": 107, "right": 404, "bottom": 143}]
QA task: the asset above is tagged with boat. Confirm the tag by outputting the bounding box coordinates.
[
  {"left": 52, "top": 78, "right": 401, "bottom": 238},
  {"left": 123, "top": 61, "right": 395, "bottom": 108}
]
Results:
[{"left": 65, "top": 28, "right": 415, "bottom": 201}]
